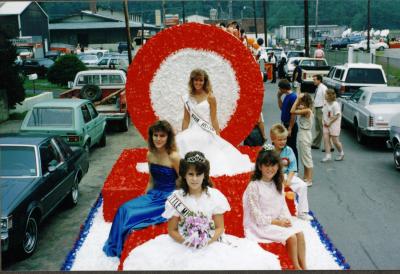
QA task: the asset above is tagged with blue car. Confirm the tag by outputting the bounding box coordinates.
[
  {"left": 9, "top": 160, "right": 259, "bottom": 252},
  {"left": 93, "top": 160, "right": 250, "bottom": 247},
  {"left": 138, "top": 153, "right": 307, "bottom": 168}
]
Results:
[{"left": 1, "top": 134, "right": 89, "bottom": 258}]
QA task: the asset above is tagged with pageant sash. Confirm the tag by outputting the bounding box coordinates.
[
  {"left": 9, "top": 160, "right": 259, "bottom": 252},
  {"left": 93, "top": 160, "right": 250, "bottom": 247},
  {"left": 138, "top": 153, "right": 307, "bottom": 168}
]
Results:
[
  {"left": 183, "top": 97, "right": 216, "bottom": 135},
  {"left": 167, "top": 193, "right": 193, "bottom": 218}
]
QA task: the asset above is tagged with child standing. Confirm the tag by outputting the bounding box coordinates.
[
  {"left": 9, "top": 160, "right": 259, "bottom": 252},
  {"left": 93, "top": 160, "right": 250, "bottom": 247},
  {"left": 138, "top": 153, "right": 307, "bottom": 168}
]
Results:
[
  {"left": 123, "top": 151, "right": 281, "bottom": 270},
  {"left": 321, "top": 89, "right": 344, "bottom": 162},
  {"left": 243, "top": 145, "right": 307, "bottom": 270},
  {"left": 270, "top": 124, "right": 312, "bottom": 219},
  {"left": 290, "top": 93, "right": 314, "bottom": 185}
]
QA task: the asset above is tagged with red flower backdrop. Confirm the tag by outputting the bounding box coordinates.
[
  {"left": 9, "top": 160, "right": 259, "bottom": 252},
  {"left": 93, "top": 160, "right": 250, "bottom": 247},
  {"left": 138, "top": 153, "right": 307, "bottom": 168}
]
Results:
[
  {"left": 102, "top": 146, "right": 296, "bottom": 270},
  {"left": 125, "top": 22, "right": 264, "bottom": 146}
]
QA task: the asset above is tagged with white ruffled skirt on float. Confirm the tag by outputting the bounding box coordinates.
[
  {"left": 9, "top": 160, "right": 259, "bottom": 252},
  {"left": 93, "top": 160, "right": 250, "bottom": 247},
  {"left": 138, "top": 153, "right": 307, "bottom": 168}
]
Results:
[
  {"left": 123, "top": 234, "right": 281, "bottom": 270},
  {"left": 176, "top": 125, "right": 254, "bottom": 176}
]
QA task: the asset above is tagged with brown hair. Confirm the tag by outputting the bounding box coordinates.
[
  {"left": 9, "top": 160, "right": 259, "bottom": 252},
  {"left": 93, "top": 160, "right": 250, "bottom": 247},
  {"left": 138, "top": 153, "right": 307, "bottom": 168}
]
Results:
[
  {"left": 178, "top": 151, "right": 213, "bottom": 196},
  {"left": 325, "top": 89, "right": 336, "bottom": 102},
  {"left": 188, "top": 69, "right": 213, "bottom": 95},
  {"left": 251, "top": 149, "right": 283, "bottom": 194},
  {"left": 148, "top": 120, "right": 177, "bottom": 154},
  {"left": 299, "top": 93, "right": 314, "bottom": 108}
]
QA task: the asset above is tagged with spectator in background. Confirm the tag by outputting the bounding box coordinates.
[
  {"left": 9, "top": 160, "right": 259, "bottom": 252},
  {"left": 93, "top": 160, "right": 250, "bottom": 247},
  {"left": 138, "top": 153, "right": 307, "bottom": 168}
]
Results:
[
  {"left": 292, "top": 60, "right": 302, "bottom": 94},
  {"left": 243, "top": 113, "right": 267, "bottom": 146},
  {"left": 268, "top": 52, "right": 277, "bottom": 83},
  {"left": 277, "top": 79, "right": 298, "bottom": 164},
  {"left": 277, "top": 56, "right": 287, "bottom": 79},
  {"left": 314, "top": 44, "right": 325, "bottom": 58},
  {"left": 227, "top": 21, "right": 240, "bottom": 39}
]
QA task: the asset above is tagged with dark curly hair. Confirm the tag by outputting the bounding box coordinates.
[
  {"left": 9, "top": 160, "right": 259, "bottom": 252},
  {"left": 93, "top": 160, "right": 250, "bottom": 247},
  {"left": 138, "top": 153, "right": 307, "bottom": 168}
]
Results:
[
  {"left": 178, "top": 151, "right": 213, "bottom": 195},
  {"left": 251, "top": 149, "right": 283, "bottom": 194},
  {"left": 148, "top": 120, "right": 177, "bottom": 154}
]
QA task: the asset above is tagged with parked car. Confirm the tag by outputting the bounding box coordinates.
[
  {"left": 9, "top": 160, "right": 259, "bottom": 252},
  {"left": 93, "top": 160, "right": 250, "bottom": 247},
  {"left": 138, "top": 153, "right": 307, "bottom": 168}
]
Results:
[
  {"left": 348, "top": 40, "right": 389, "bottom": 51},
  {"left": 323, "top": 63, "right": 387, "bottom": 97},
  {"left": 60, "top": 70, "right": 129, "bottom": 132},
  {"left": 339, "top": 86, "right": 400, "bottom": 144},
  {"left": 20, "top": 99, "right": 107, "bottom": 153},
  {"left": 17, "top": 58, "right": 54, "bottom": 78},
  {"left": 297, "top": 57, "right": 330, "bottom": 93},
  {"left": 96, "top": 57, "right": 129, "bottom": 73},
  {"left": 0, "top": 133, "right": 89, "bottom": 258},
  {"left": 386, "top": 112, "right": 400, "bottom": 170},
  {"left": 44, "top": 50, "right": 61, "bottom": 61},
  {"left": 286, "top": 50, "right": 305, "bottom": 59},
  {"left": 117, "top": 41, "right": 134, "bottom": 53},
  {"left": 78, "top": 54, "right": 99, "bottom": 66},
  {"left": 330, "top": 36, "right": 364, "bottom": 50}
]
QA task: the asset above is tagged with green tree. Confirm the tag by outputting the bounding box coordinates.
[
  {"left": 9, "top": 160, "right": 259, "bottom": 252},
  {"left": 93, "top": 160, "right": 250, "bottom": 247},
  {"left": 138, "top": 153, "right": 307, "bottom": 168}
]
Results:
[
  {"left": 47, "top": 54, "right": 87, "bottom": 86},
  {"left": 0, "top": 28, "right": 25, "bottom": 108}
]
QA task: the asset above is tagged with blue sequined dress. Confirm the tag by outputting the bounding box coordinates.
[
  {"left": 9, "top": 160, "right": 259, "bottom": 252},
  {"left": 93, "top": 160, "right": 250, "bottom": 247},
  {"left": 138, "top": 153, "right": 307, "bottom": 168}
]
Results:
[{"left": 103, "top": 163, "right": 177, "bottom": 257}]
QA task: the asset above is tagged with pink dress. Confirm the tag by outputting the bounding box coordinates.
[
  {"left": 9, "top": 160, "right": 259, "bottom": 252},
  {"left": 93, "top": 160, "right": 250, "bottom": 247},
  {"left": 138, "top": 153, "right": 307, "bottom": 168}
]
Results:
[{"left": 243, "top": 180, "right": 303, "bottom": 243}]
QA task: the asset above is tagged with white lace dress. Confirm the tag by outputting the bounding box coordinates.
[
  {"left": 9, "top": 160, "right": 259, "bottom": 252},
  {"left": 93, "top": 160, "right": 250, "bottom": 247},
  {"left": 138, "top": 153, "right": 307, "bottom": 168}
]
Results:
[
  {"left": 123, "top": 187, "right": 281, "bottom": 270},
  {"left": 176, "top": 95, "right": 254, "bottom": 176}
]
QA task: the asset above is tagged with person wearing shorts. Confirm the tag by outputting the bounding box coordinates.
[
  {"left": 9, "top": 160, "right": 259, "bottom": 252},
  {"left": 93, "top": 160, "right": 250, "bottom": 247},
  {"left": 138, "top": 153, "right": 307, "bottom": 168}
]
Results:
[{"left": 321, "top": 89, "right": 344, "bottom": 162}]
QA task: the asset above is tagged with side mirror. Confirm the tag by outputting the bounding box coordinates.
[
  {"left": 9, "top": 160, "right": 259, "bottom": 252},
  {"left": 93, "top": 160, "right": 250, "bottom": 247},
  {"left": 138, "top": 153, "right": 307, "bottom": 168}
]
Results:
[
  {"left": 68, "top": 81, "right": 73, "bottom": 88},
  {"left": 48, "top": 165, "right": 56, "bottom": 173}
]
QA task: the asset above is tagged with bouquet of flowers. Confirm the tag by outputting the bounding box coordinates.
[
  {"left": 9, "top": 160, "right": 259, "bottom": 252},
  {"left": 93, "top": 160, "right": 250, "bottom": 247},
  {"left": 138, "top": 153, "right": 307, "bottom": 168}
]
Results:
[{"left": 180, "top": 212, "right": 215, "bottom": 249}]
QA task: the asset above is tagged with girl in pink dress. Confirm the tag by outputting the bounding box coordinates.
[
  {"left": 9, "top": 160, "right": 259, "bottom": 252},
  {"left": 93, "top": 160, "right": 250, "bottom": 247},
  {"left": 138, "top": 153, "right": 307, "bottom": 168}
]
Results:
[{"left": 243, "top": 144, "right": 307, "bottom": 270}]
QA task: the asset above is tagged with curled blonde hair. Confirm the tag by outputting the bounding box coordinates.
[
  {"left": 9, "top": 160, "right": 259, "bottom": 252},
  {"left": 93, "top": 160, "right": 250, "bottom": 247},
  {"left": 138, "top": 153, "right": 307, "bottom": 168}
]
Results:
[
  {"left": 325, "top": 89, "right": 336, "bottom": 102},
  {"left": 188, "top": 69, "right": 213, "bottom": 95}
]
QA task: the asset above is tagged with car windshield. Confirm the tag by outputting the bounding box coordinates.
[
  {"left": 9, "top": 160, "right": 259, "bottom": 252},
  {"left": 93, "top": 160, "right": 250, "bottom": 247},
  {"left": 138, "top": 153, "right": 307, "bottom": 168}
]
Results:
[
  {"left": 288, "top": 52, "right": 304, "bottom": 58},
  {"left": 0, "top": 146, "right": 37, "bottom": 177},
  {"left": 345, "top": 68, "right": 386, "bottom": 84},
  {"left": 369, "top": 92, "right": 400, "bottom": 105},
  {"left": 27, "top": 108, "right": 74, "bottom": 127}
]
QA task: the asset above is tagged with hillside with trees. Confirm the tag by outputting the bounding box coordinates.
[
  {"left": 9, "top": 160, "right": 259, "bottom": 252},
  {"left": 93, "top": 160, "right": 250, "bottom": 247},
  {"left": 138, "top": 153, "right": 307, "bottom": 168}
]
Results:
[{"left": 40, "top": 0, "right": 400, "bottom": 30}]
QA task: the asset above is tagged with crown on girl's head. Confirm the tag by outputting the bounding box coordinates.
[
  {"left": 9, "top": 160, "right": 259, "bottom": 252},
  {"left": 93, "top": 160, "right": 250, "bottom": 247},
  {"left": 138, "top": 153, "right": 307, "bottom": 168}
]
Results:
[
  {"left": 262, "top": 143, "right": 275, "bottom": 151},
  {"left": 186, "top": 153, "right": 206, "bottom": 163}
]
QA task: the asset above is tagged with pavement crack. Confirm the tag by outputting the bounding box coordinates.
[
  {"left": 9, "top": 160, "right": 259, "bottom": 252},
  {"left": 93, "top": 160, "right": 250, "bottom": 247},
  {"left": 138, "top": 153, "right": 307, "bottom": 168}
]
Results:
[
  {"left": 328, "top": 185, "right": 343, "bottom": 205},
  {"left": 359, "top": 241, "right": 379, "bottom": 269},
  {"left": 360, "top": 186, "right": 381, "bottom": 205},
  {"left": 345, "top": 204, "right": 356, "bottom": 219}
]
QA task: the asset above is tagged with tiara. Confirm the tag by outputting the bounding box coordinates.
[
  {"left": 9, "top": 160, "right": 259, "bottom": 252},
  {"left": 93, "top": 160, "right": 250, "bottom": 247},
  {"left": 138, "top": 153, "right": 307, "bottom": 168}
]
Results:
[
  {"left": 186, "top": 153, "right": 206, "bottom": 163},
  {"left": 262, "top": 143, "right": 275, "bottom": 151}
]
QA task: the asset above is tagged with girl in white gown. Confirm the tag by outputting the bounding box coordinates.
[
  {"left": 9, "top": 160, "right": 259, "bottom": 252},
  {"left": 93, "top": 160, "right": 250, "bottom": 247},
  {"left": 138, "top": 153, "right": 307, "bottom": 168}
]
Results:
[
  {"left": 123, "top": 151, "right": 281, "bottom": 270},
  {"left": 243, "top": 144, "right": 307, "bottom": 270},
  {"left": 176, "top": 69, "right": 254, "bottom": 176}
]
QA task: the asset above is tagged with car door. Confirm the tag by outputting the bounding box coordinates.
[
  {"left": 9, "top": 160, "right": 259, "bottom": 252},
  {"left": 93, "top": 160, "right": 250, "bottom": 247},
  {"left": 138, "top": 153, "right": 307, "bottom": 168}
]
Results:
[
  {"left": 53, "top": 137, "right": 76, "bottom": 196},
  {"left": 344, "top": 89, "right": 364, "bottom": 124},
  {"left": 81, "top": 104, "right": 96, "bottom": 147},
  {"left": 38, "top": 139, "right": 68, "bottom": 214},
  {"left": 87, "top": 102, "right": 103, "bottom": 143}
]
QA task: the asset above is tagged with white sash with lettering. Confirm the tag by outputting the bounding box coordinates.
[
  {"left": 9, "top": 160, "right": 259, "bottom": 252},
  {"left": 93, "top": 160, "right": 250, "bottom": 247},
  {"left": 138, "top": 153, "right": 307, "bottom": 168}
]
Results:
[
  {"left": 167, "top": 193, "right": 193, "bottom": 218},
  {"left": 183, "top": 96, "right": 216, "bottom": 135}
]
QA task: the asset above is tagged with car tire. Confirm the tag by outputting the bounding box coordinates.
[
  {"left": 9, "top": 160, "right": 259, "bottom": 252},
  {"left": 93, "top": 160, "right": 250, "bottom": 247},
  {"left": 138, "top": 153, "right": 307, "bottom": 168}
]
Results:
[
  {"left": 394, "top": 143, "right": 400, "bottom": 170},
  {"left": 355, "top": 120, "right": 367, "bottom": 145},
  {"left": 83, "top": 141, "right": 90, "bottom": 155},
  {"left": 65, "top": 177, "right": 79, "bottom": 207},
  {"left": 118, "top": 115, "right": 129, "bottom": 132},
  {"left": 80, "top": 84, "right": 102, "bottom": 101},
  {"left": 99, "top": 131, "right": 106, "bottom": 147},
  {"left": 18, "top": 214, "right": 39, "bottom": 258}
]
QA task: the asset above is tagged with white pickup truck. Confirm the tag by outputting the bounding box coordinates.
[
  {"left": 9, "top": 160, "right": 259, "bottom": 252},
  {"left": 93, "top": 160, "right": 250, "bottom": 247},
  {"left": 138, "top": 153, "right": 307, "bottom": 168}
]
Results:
[
  {"left": 323, "top": 63, "right": 387, "bottom": 97},
  {"left": 60, "top": 70, "right": 129, "bottom": 131},
  {"left": 297, "top": 57, "right": 330, "bottom": 93}
]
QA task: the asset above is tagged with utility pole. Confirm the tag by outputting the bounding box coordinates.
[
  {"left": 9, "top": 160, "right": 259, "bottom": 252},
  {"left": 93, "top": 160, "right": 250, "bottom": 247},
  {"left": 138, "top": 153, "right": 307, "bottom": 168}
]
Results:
[
  {"left": 182, "top": 1, "right": 186, "bottom": 24},
  {"left": 253, "top": 0, "right": 258, "bottom": 38},
  {"left": 141, "top": 11, "right": 144, "bottom": 46},
  {"left": 367, "top": 0, "right": 371, "bottom": 51},
  {"left": 304, "top": 0, "right": 310, "bottom": 57},
  {"left": 123, "top": 0, "right": 133, "bottom": 64},
  {"left": 263, "top": 0, "right": 267, "bottom": 46},
  {"left": 315, "top": 0, "right": 319, "bottom": 31}
]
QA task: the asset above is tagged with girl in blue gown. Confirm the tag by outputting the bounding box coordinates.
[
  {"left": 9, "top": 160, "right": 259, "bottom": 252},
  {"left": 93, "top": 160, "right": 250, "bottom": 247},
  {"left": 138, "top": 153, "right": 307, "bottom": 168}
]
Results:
[{"left": 103, "top": 120, "right": 180, "bottom": 257}]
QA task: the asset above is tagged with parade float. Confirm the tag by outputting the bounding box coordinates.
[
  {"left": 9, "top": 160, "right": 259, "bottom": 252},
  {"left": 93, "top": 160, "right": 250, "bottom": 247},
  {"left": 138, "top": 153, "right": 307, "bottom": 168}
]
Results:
[{"left": 61, "top": 23, "right": 349, "bottom": 271}]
